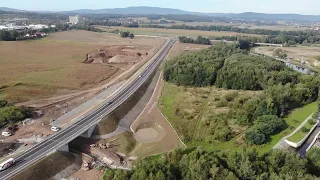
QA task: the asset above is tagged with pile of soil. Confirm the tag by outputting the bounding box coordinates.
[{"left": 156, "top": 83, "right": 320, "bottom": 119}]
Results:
[{"left": 84, "top": 45, "right": 143, "bottom": 64}]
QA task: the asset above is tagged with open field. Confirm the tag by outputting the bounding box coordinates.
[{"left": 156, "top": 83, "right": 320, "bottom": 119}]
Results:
[
  {"left": 99, "top": 26, "right": 264, "bottom": 38},
  {"left": 254, "top": 46, "right": 320, "bottom": 67},
  {"left": 160, "top": 81, "right": 318, "bottom": 154},
  {"left": 0, "top": 30, "right": 164, "bottom": 103},
  {"left": 159, "top": 83, "right": 260, "bottom": 144},
  {"left": 142, "top": 21, "right": 310, "bottom": 31},
  {"left": 167, "top": 42, "right": 211, "bottom": 59}
]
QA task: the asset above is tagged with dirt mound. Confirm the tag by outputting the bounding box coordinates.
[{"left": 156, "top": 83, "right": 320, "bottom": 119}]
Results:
[
  {"left": 84, "top": 45, "right": 143, "bottom": 64},
  {"left": 109, "top": 55, "right": 140, "bottom": 64},
  {"left": 133, "top": 122, "right": 165, "bottom": 143}
]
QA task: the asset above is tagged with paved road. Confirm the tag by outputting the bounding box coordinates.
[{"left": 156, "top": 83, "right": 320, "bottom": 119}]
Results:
[{"left": 0, "top": 39, "right": 174, "bottom": 179}]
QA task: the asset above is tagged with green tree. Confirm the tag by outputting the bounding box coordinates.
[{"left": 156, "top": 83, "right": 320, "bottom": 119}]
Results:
[
  {"left": 120, "top": 31, "right": 130, "bottom": 38},
  {"left": 0, "top": 106, "right": 25, "bottom": 127},
  {"left": 306, "top": 148, "right": 320, "bottom": 176},
  {"left": 129, "top": 33, "right": 135, "bottom": 39}
]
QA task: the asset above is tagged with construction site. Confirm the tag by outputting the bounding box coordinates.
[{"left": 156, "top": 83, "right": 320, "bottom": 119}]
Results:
[{"left": 0, "top": 30, "right": 187, "bottom": 180}]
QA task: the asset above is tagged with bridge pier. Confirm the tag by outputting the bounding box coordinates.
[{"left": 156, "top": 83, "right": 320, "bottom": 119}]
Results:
[
  {"left": 57, "top": 144, "right": 69, "bottom": 152},
  {"left": 80, "top": 124, "right": 96, "bottom": 138}
]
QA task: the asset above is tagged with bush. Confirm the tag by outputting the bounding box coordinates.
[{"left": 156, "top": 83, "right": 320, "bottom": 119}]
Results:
[
  {"left": 309, "top": 119, "right": 317, "bottom": 125},
  {"left": 224, "top": 92, "right": 239, "bottom": 102},
  {"left": 216, "top": 98, "right": 228, "bottom": 108},
  {"left": 245, "top": 115, "right": 283, "bottom": 145},
  {"left": 245, "top": 129, "right": 266, "bottom": 145},
  {"left": 301, "top": 127, "right": 309, "bottom": 133}
]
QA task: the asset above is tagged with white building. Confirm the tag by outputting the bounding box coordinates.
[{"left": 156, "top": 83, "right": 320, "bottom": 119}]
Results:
[
  {"left": 27, "top": 24, "right": 49, "bottom": 30},
  {"left": 69, "top": 15, "right": 79, "bottom": 24}
]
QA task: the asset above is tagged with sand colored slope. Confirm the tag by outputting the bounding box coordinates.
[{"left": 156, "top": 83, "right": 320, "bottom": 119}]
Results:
[{"left": 130, "top": 72, "right": 186, "bottom": 157}]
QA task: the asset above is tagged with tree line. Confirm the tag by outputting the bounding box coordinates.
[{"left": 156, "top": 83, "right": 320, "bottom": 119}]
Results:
[
  {"left": 104, "top": 147, "right": 320, "bottom": 180},
  {"left": 0, "top": 23, "right": 104, "bottom": 41},
  {"left": 178, "top": 36, "right": 211, "bottom": 45},
  {"left": 141, "top": 24, "right": 320, "bottom": 45}
]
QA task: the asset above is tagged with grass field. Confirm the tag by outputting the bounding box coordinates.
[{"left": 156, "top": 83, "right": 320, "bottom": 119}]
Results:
[
  {"left": 100, "top": 26, "right": 264, "bottom": 38},
  {"left": 167, "top": 42, "right": 211, "bottom": 59},
  {"left": 0, "top": 30, "right": 163, "bottom": 102},
  {"left": 159, "top": 83, "right": 260, "bottom": 145},
  {"left": 160, "top": 80, "right": 318, "bottom": 154}
]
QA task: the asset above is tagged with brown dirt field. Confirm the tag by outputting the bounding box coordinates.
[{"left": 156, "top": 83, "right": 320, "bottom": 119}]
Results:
[
  {"left": 130, "top": 72, "right": 185, "bottom": 158},
  {"left": 167, "top": 42, "right": 211, "bottom": 60},
  {"left": 100, "top": 26, "right": 264, "bottom": 38},
  {"left": 0, "top": 30, "right": 164, "bottom": 103},
  {"left": 72, "top": 169, "right": 104, "bottom": 180}
]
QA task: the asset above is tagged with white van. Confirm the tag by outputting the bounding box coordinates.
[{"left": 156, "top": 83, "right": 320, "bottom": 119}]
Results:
[
  {"left": 1, "top": 131, "right": 12, "bottom": 137},
  {"left": 51, "top": 126, "right": 60, "bottom": 132},
  {"left": 0, "top": 158, "right": 15, "bottom": 171}
]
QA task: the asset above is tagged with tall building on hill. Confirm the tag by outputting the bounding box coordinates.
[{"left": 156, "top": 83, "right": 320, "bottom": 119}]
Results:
[{"left": 69, "top": 15, "right": 79, "bottom": 24}]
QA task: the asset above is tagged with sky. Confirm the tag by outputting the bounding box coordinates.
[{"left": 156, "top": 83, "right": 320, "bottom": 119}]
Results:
[{"left": 2, "top": 0, "right": 320, "bottom": 15}]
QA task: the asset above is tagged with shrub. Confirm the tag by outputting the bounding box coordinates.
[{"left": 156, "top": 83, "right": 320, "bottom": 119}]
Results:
[
  {"left": 301, "top": 127, "right": 309, "bottom": 133},
  {"left": 245, "top": 129, "right": 266, "bottom": 145},
  {"left": 216, "top": 98, "right": 228, "bottom": 108},
  {"left": 224, "top": 92, "right": 239, "bottom": 102}
]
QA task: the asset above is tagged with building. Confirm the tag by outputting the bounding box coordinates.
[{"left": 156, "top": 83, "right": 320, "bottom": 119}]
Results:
[{"left": 69, "top": 15, "right": 79, "bottom": 24}]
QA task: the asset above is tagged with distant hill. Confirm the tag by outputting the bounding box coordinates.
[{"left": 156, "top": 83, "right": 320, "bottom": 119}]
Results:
[
  {"left": 66, "top": 6, "right": 196, "bottom": 15},
  {"left": 1, "top": 6, "right": 320, "bottom": 22},
  {"left": 227, "top": 12, "right": 320, "bottom": 22},
  {"left": 0, "top": 7, "right": 26, "bottom": 12}
]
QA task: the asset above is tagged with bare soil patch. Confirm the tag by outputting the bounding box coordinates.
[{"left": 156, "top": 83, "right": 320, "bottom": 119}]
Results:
[
  {"left": 130, "top": 72, "right": 185, "bottom": 158},
  {"left": 134, "top": 122, "right": 165, "bottom": 143},
  {"left": 0, "top": 30, "right": 163, "bottom": 103}
]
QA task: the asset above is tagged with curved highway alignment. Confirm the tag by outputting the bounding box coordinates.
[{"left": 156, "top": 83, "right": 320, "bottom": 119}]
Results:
[{"left": 0, "top": 38, "right": 174, "bottom": 179}]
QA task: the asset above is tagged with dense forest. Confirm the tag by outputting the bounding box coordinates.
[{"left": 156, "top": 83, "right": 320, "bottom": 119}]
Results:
[
  {"left": 104, "top": 147, "right": 320, "bottom": 180},
  {"left": 164, "top": 42, "right": 320, "bottom": 144},
  {"left": 178, "top": 36, "right": 211, "bottom": 45}
]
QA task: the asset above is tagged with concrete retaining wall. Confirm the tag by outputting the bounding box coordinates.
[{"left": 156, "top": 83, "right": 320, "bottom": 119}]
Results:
[
  {"left": 285, "top": 120, "right": 319, "bottom": 148},
  {"left": 306, "top": 130, "right": 320, "bottom": 152}
]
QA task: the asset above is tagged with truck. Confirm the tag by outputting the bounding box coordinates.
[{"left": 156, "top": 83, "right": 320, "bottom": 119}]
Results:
[{"left": 0, "top": 158, "right": 15, "bottom": 171}]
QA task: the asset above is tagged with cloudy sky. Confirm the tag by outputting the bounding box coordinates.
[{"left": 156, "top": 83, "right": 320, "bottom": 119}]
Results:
[{"left": 2, "top": 0, "right": 319, "bottom": 15}]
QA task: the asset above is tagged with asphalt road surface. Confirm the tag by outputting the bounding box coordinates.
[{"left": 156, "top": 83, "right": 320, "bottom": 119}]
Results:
[{"left": 0, "top": 38, "right": 174, "bottom": 179}]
